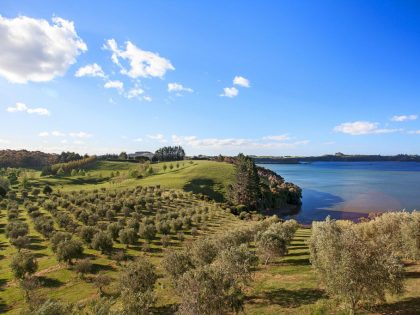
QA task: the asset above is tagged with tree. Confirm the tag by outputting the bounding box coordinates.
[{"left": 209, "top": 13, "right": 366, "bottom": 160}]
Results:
[
  {"left": 119, "top": 258, "right": 157, "bottom": 294},
  {"left": 177, "top": 264, "right": 245, "bottom": 315},
  {"left": 79, "top": 226, "right": 98, "bottom": 245},
  {"left": 33, "top": 299, "right": 73, "bottom": 315},
  {"left": 119, "top": 228, "right": 137, "bottom": 248},
  {"left": 92, "top": 231, "right": 113, "bottom": 254},
  {"left": 74, "top": 258, "right": 92, "bottom": 279},
  {"left": 94, "top": 272, "right": 112, "bottom": 296},
  {"left": 139, "top": 224, "right": 156, "bottom": 243},
  {"left": 256, "top": 222, "right": 293, "bottom": 265},
  {"left": 153, "top": 146, "right": 185, "bottom": 162},
  {"left": 163, "top": 164, "right": 167, "bottom": 172},
  {"left": 50, "top": 232, "right": 72, "bottom": 252},
  {"left": 227, "top": 154, "right": 261, "bottom": 209},
  {"left": 0, "top": 176, "right": 10, "bottom": 196},
  {"left": 120, "top": 290, "right": 156, "bottom": 315},
  {"left": 20, "top": 275, "right": 40, "bottom": 302},
  {"left": 57, "top": 167, "right": 65, "bottom": 176},
  {"left": 43, "top": 185, "right": 53, "bottom": 195},
  {"left": 162, "top": 250, "right": 194, "bottom": 283},
  {"left": 10, "top": 250, "right": 38, "bottom": 279},
  {"left": 56, "top": 239, "right": 84, "bottom": 265},
  {"left": 119, "top": 152, "right": 128, "bottom": 160},
  {"left": 309, "top": 218, "right": 404, "bottom": 314}
]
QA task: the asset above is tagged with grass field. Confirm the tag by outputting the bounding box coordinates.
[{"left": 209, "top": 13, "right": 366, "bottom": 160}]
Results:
[
  {"left": 32, "top": 160, "right": 235, "bottom": 201},
  {"left": 1, "top": 160, "right": 419, "bottom": 314}
]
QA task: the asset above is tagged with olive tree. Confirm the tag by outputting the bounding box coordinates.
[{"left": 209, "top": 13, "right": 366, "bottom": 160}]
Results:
[
  {"left": 10, "top": 250, "right": 38, "bottom": 280},
  {"left": 309, "top": 218, "right": 404, "bottom": 315}
]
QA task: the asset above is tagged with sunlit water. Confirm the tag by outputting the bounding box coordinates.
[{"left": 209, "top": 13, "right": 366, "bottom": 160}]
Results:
[{"left": 260, "top": 162, "right": 420, "bottom": 224}]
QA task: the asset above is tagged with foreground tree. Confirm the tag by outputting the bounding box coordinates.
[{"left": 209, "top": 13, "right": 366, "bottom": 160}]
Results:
[{"left": 309, "top": 218, "right": 404, "bottom": 315}]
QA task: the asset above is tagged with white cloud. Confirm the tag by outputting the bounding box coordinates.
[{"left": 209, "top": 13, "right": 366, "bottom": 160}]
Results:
[
  {"left": 51, "top": 131, "right": 66, "bottom": 137},
  {"left": 7, "top": 102, "right": 50, "bottom": 116},
  {"left": 220, "top": 87, "right": 238, "bottom": 98},
  {"left": 408, "top": 130, "right": 420, "bottom": 134},
  {"left": 147, "top": 134, "right": 165, "bottom": 142},
  {"left": 334, "top": 121, "right": 399, "bottom": 135},
  {"left": 73, "top": 140, "right": 85, "bottom": 145},
  {"left": 233, "top": 76, "right": 250, "bottom": 88},
  {"left": 104, "top": 39, "right": 174, "bottom": 79},
  {"left": 39, "top": 131, "right": 91, "bottom": 138},
  {"left": 263, "top": 135, "right": 290, "bottom": 141},
  {"left": 0, "top": 15, "right": 87, "bottom": 83},
  {"left": 391, "top": 115, "right": 417, "bottom": 122},
  {"left": 168, "top": 82, "right": 193, "bottom": 93},
  {"left": 75, "top": 63, "right": 105, "bottom": 78},
  {"left": 69, "top": 131, "right": 92, "bottom": 138},
  {"left": 143, "top": 96, "right": 152, "bottom": 102},
  {"left": 104, "top": 80, "right": 124, "bottom": 91},
  {"left": 171, "top": 134, "right": 309, "bottom": 149},
  {"left": 133, "top": 138, "right": 143, "bottom": 142},
  {"left": 126, "top": 87, "right": 144, "bottom": 99}
]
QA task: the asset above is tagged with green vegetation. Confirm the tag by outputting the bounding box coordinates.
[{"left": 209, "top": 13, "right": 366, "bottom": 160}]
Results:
[{"left": 0, "top": 157, "right": 419, "bottom": 314}]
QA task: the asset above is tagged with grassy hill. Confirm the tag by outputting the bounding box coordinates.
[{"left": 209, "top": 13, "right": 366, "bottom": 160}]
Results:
[{"left": 33, "top": 160, "right": 235, "bottom": 201}]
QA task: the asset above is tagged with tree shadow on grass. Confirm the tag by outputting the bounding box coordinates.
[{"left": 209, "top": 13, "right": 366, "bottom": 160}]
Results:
[
  {"left": 275, "top": 257, "right": 311, "bottom": 266},
  {"left": 404, "top": 271, "right": 420, "bottom": 279},
  {"left": 91, "top": 263, "right": 115, "bottom": 274},
  {"left": 249, "top": 288, "right": 325, "bottom": 308},
  {"left": 153, "top": 304, "right": 177, "bottom": 315},
  {"left": 183, "top": 179, "right": 224, "bottom": 202},
  {"left": 38, "top": 276, "right": 64, "bottom": 288},
  {"left": 0, "top": 299, "right": 9, "bottom": 314},
  {"left": 370, "top": 297, "right": 420, "bottom": 315}
]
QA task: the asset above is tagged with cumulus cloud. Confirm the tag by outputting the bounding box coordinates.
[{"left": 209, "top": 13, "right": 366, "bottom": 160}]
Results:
[
  {"left": 104, "top": 80, "right": 124, "bottom": 91},
  {"left": 104, "top": 39, "right": 174, "bottom": 79},
  {"left": 334, "top": 121, "right": 398, "bottom": 135},
  {"left": 0, "top": 15, "right": 87, "bottom": 83},
  {"left": 220, "top": 87, "right": 238, "bottom": 98},
  {"left": 143, "top": 96, "right": 152, "bottom": 102},
  {"left": 391, "top": 114, "right": 417, "bottom": 122},
  {"left": 75, "top": 63, "right": 106, "bottom": 78},
  {"left": 7, "top": 102, "right": 50, "bottom": 116},
  {"left": 168, "top": 82, "right": 193, "bottom": 93},
  {"left": 233, "top": 76, "right": 250, "bottom": 88},
  {"left": 171, "top": 134, "right": 309, "bottom": 149}
]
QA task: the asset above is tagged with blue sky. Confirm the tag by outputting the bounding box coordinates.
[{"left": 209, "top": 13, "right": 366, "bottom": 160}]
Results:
[{"left": 0, "top": 0, "right": 419, "bottom": 156}]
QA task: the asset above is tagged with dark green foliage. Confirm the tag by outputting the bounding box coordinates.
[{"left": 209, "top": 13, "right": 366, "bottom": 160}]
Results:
[
  {"left": 56, "top": 239, "right": 84, "bottom": 264},
  {"left": 43, "top": 185, "right": 53, "bottom": 195},
  {"left": 228, "top": 154, "right": 260, "bottom": 209},
  {"left": 153, "top": 146, "right": 185, "bottom": 162},
  {"left": 119, "top": 257, "right": 157, "bottom": 294}
]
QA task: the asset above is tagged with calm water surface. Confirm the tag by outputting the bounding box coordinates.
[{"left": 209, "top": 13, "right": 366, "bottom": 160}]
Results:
[{"left": 260, "top": 162, "right": 420, "bottom": 224}]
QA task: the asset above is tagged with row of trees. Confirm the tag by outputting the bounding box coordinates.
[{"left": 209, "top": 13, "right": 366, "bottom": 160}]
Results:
[
  {"left": 309, "top": 211, "right": 420, "bottom": 314},
  {"left": 0, "top": 150, "right": 85, "bottom": 169},
  {"left": 43, "top": 155, "right": 97, "bottom": 176}
]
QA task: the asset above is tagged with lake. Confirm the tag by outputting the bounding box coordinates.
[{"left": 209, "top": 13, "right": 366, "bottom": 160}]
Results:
[{"left": 260, "top": 162, "right": 420, "bottom": 224}]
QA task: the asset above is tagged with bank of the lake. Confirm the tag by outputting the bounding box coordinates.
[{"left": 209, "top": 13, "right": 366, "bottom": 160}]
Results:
[{"left": 260, "top": 161, "right": 420, "bottom": 224}]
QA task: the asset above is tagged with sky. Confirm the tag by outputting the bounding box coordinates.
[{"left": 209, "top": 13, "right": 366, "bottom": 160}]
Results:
[{"left": 0, "top": 0, "right": 419, "bottom": 156}]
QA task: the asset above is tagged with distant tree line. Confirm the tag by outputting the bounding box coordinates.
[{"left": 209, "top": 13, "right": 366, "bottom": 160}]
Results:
[
  {"left": 0, "top": 150, "right": 86, "bottom": 169},
  {"left": 153, "top": 146, "right": 185, "bottom": 162},
  {"left": 42, "top": 156, "right": 97, "bottom": 176}
]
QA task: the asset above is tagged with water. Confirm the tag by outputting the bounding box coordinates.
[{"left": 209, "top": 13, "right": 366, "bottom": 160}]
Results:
[{"left": 260, "top": 162, "right": 420, "bottom": 224}]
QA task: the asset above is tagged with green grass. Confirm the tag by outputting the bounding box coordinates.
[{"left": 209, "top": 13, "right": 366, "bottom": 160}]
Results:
[{"left": 32, "top": 160, "right": 235, "bottom": 201}]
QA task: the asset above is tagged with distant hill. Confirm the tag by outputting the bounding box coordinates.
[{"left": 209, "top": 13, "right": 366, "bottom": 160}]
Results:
[{"left": 253, "top": 154, "right": 420, "bottom": 164}]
